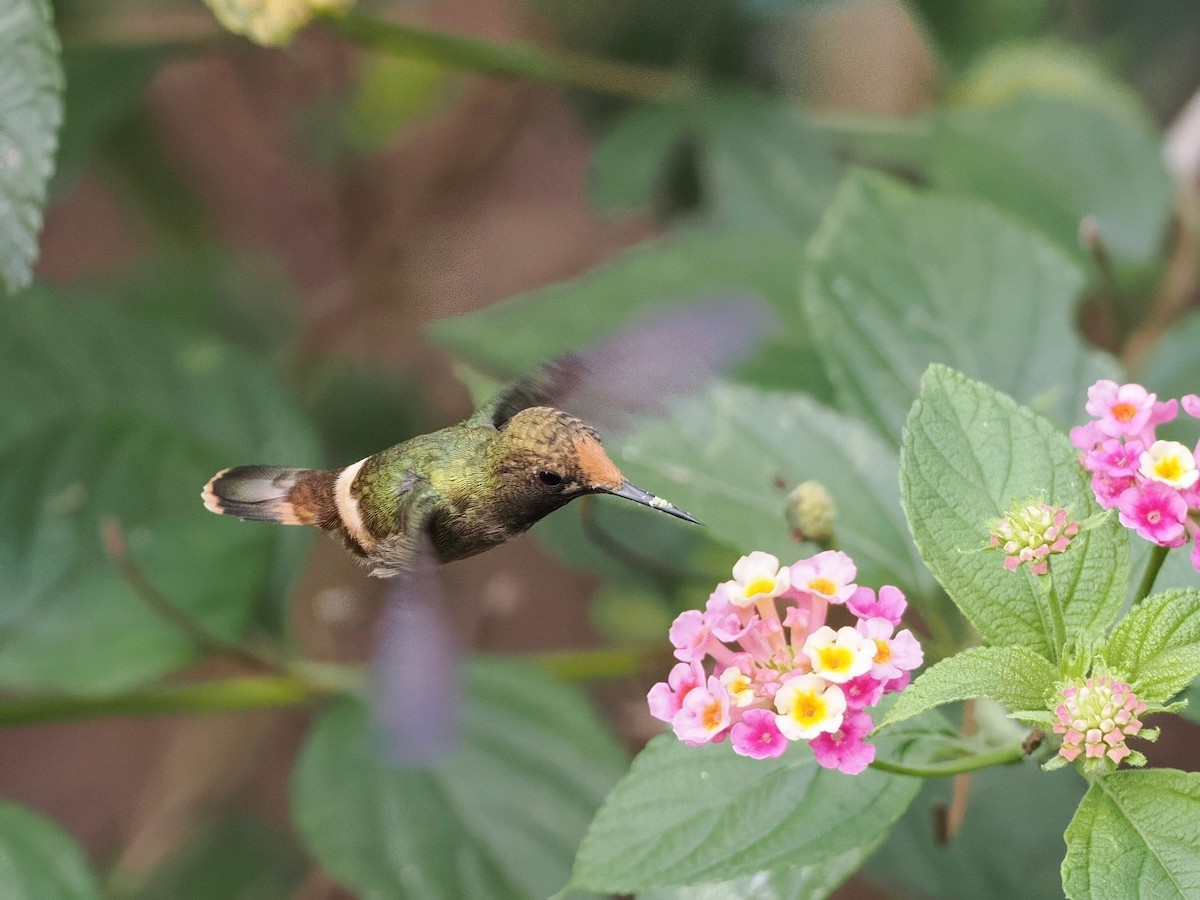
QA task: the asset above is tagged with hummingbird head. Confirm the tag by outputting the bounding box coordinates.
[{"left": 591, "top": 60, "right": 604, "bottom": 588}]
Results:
[{"left": 489, "top": 407, "right": 699, "bottom": 525}]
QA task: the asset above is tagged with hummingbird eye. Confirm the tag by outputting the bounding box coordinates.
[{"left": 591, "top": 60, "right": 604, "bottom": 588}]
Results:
[{"left": 537, "top": 470, "right": 564, "bottom": 487}]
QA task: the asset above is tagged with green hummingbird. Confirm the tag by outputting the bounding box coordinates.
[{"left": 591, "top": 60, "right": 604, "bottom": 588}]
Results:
[
  {"left": 199, "top": 298, "right": 774, "bottom": 574},
  {"left": 201, "top": 296, "right": 768, "bottom": 761}
]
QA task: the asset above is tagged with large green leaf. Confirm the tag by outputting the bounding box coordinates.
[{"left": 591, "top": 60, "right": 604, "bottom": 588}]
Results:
[
  {"left": 615, "top": 382, "right": 937, "bottom": 604},
  {"left": 639, "top": 847, "right": 868, "bottom": 900},
  {"left": 0, "top": 800, "right": 99, "bottom": 899},
  {"left": 290, "top": 658, "right": 626, "bottom": 899},
  {"left": 0, "top": 292, "right": 319, "bottom": 690},
  {"left": 134, "top": 813, "right": 307, "bottom": 900},
  {"left": 880, "top": 645, "right": 1057, "bottom": 729},
  {"left": 804, "top": 170, "right": 1119, "bottom": 444},
  {"left": 590, "top": 94, "right": 841, "bottom": 238},
  {"left": 865, "top": 757, "right": 1086, "bottom": 898},
  {"left": 900, "top": 366, "right": 1128, "bottom": 657},
  {"left": 928, "top": 93, "right": 1171, "bottom": 274},
  {"left": 1063, "top": 769, "right": 1200, "bottom": 899},
  {"left": 569, "top": 716, "right": 937, "bottom": 892},
  {"left": 1105, "top": 589, "right": 1200, "bottom": 703},
  {"left": 0, "top": 0, "right": 63, "bottom": 293},
  {"left": 429, "top": 228, "right": 832, "bottom": 400}
]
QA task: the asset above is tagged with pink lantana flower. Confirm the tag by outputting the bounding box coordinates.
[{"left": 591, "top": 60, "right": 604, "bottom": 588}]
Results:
[
  {"left": 788, "top": 550, "right": 858, "bottom": 604},
  {"left": 856, "top": 617, "right": 924, "bottom": 681},
  {"left": 846, "top": 584, "right": 907, "bottom": 624},
  {"left": 647, "top": 550, "right": 923, "bottom": 773},
  {"left": 1051, "top": 674, "right": 1153, "bottom": 770},
  {"left": 1074, "top": 380, "right": 1200, "bottom": 573},
  {"left": 723, "top": 551, "right": 790, "bottom": 608},
  {"left": 672, "top": 676, "right": 731, "bottom": 745},
  {"left": 1117, "top": 482, "right": 1188, "bottom": 546},
  {"left": 730, "top": 708, "right": 788, "bottom": 759},
  {"left": 647, "top": 662, "right": 701, "bottom": 723},
  {"left": 809, "top": 710, "right": 877, "bottom": 775},
  {"left": 1084, "top": 380, "right": 1175, "bottom": 442}
]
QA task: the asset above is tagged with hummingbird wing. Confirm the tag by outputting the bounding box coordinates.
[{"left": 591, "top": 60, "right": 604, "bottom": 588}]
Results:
[
  {"left": 368, "top": 528, "right": 463, "bottom": 766},
  {"left": 477, "top": 292, "right": 773, "bottom": 434}
]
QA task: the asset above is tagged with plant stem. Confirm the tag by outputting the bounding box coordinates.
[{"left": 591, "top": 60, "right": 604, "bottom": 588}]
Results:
[
  {"left": 0, "top": 675, "right": 339, "bottom": 727},
  {"left": 1042, "top": 574, "right": 1067, "bottom": 665},
  {"left": 1133, "top": 543, "right": 1170, "bottom": 604},
  {"left": 869, "top": 742, "right": 1025, "bottom": 778},
  {"left": 321, "top": 11, "right": 696, "bottom": 102}
]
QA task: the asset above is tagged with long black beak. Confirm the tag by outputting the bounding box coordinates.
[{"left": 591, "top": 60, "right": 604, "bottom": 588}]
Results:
[{"left": 599, "top": 481, "right": 701, "bottom": 525}]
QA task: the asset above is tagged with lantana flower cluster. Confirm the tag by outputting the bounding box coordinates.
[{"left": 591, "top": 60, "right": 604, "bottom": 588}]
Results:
[
  {"left": 990, "top": 502, "right": 1079, "bottom": 575},
  {"left": 647, "top": 551, "right": 923, "bottom": 774},
  {"left": 1045, "top": 672, "right": 1160, "bottom": 773},
  {"left": 1070, "top": 380, "right": 1200, "bottom": 572}
]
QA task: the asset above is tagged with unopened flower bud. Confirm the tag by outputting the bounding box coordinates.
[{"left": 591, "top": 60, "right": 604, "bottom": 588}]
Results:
[{"left": 785, "top": 481, "right": 836, "bottom": 545}]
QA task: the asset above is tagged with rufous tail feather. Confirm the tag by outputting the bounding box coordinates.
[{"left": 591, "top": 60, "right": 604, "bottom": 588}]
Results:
[{"left": 202, "top": 465, "right": 337, "bottom": 527}]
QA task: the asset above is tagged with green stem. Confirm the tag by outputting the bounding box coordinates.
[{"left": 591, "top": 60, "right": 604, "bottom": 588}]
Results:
[
  {"left": 0, "top": 675, "right": 345, "bottom": 727},
  {"left": 322, "top": 11, "right": 696, "bottom": 102},
  {"left": 1042, "top": 574, "right": 1067, "bottom": 665},
  {"left": 869, "top": 743, "right": 1025, "bottom": 778},
  {"left": 1133, "top": 543, "right": 1170, "bottom": 604}
]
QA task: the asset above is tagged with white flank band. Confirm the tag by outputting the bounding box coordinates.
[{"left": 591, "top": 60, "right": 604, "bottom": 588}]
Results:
[{"left": 335, "top": 458, "right": 373, "bottom": 550}]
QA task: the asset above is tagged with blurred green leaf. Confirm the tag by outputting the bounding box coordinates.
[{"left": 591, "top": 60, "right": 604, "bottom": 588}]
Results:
[
  {"left": 291, "top": 658, "right": 626, "bottom": 899},
  {"left": 569, "top": 717, "right": 934, "bottom": 892},
  {"left": 804, "top": 171, "right": 1120, "bottom": 444},
  {"left": 949, "top": 42, "right": 1151, "bottom": 125},
  {"left": 1136, "top": 311, "right": 1200, "bottom": 445},
  {"left": 52, "top": 46, "right": 161, "bottom": 195},
  {"left": 431, "top": 228, "right": 833, "bottom": 400},
  {"left": 615, "top": 382, "right": 938, "bottom": 606},
  {"left": 0, "top": 800, "right": 99, "bottom": 899},
  {"left": 900, "top": 367, "right": 1129, "bottom": 658},
  {"left": 0, "top": 0, "right": 64, "bottom": 293},
  {"left": 928, "top": 93, "right": 1172, "bottom": 275},
  {"left": 1063, "top": 769, "right": 1200, "bottom": 899},
  {"left": 591, "top": 95, "right": 841, "bottom": 237},
  {"left": 908, "top": 0, "right": 1051, "bottom": 68},
  {"left": 1105, "top": 589, "right": 1200, "bottom": 703},
  {"left": 341, "top": 52, "right": 449, "bottom": 153},
  {"left": 639, "top": 848, "right": 867, "bottom": 900},
  {"left": 0, "top": 291, "right": 319, "bottom": 690},
  {"left": 865, "top": 757, "right": 1085, "bottom": 898},
  {"left": 134, "top": 813, "right": 307, "bottom": 900}
]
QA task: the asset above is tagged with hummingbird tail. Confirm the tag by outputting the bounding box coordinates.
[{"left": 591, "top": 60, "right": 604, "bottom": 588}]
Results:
[{"left": 202, "top": 465, "right": 336, "bottom": 527}]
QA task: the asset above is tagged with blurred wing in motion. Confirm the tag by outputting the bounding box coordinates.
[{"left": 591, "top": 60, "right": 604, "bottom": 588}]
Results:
[
  {"left": 480, "top": 292, "right": 774, "bottom": 434},
  {"left": 368, "top": 535, "right": 462, "bottom": 766}
]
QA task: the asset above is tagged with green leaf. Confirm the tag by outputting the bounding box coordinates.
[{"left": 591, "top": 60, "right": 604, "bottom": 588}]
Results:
[
  {"left": 804, "top": 171, "right": 1119, "bottom": 444},
  {"left": 880, "top": 645, "right": 1057, "bottom": 729},
  {"left": 1105, "top": 589, "right": 1200, "bottom": 703},
  {"left": 0, "top": 291, "right": 319, "bottom": 690},
  {"left": 0, "top": 0, "right": 64, "bottom": 293},
  {"left": 590, "top": 94, "right": 841, "bottom": 237},
  {"left": 0, "top": 800, "right": 99, "bottom": 899},
  {"left": 291, "top": 658, "right": 626, "bottom": 899},
  {"left": 949, "top": 42, "right": 1152, "bottom": 127},
  {"left": 616, "top": 383, "right": 937, "bottom": 604},
  {"left": 639, "top": 847, "right": 868, "bottom": 900},
  {"left": 866, "top": 756, "right": 1086, "bottom": 899},
  {"left": 133, "top": 813, "right": 307, "bottom": 900},
  {"left": 1063, "top": 769, "right": 1200, "bottom": 899},
  {"left": 430, "top": 228, "right": 832, "bottom": 400},
  {"left": 928, "top": 93, "right": 1172, "bottom": 274},
  {"left": 569, "top": 726, "right": 926, "bottom": 892},
  {"left": 908, "top": 0, "right": 1050, "bottom": 67},
  {"left": 900, "top": 365, "right": 1129, "bottom": 657}
]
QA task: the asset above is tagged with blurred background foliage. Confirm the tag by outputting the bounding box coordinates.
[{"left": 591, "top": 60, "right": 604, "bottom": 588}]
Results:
[{"left": 4, "top": 0, "right": 1200, "bottom": 896}]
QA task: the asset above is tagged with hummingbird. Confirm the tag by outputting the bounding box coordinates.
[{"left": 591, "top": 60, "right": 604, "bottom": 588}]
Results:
[{"left": 201, "top": 295, "right": 769, "bottom": 760}]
